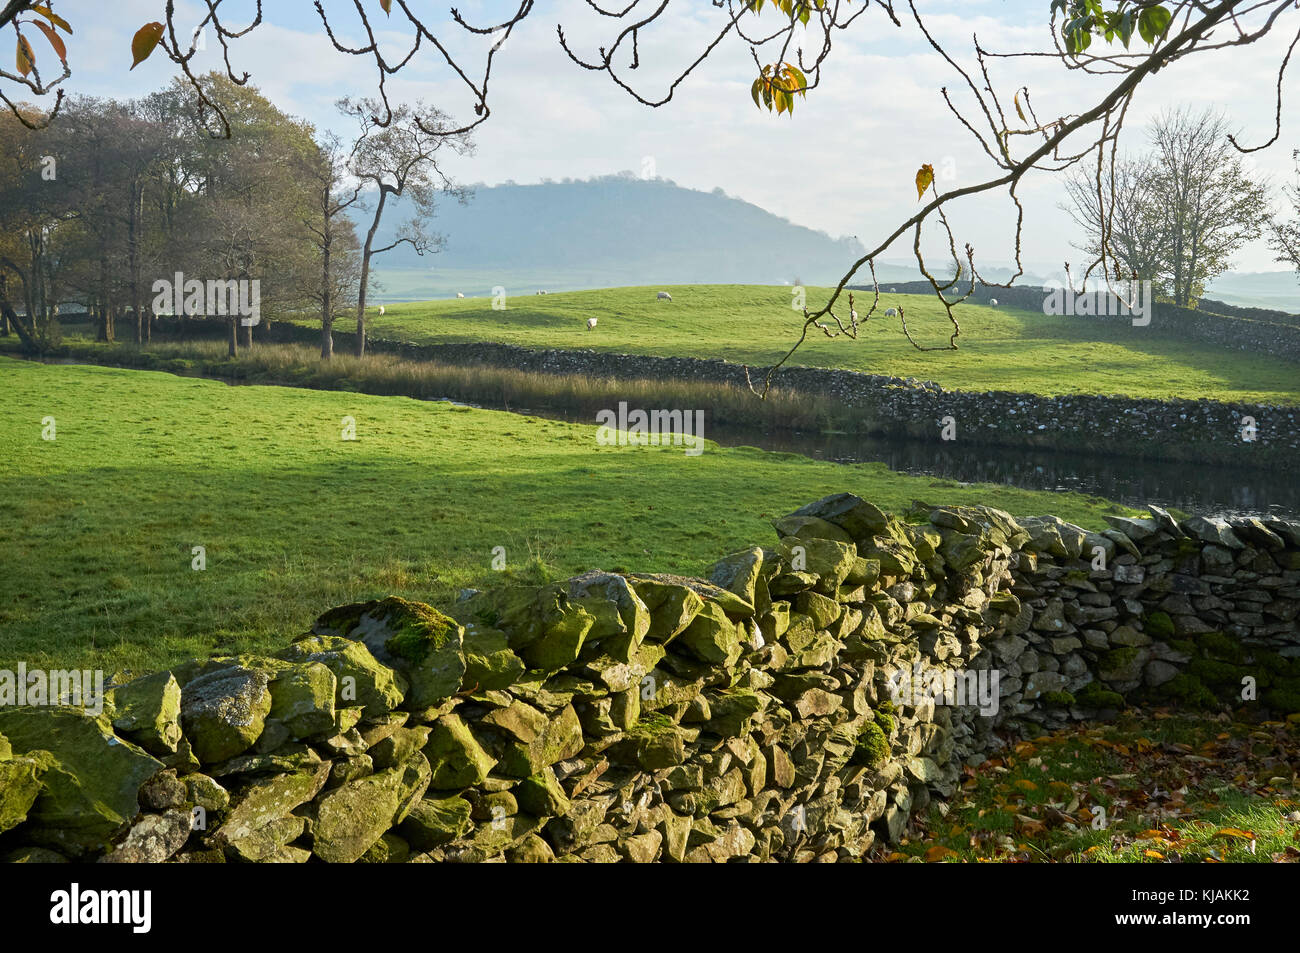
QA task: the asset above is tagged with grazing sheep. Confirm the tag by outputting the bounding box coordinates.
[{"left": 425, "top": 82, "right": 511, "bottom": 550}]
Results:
[
  {"left": 537, "top": 290, "right": 548, "bottom": 295},
  {"left": 587, "top": 317, "right": 598, "bottom": 331},
  {"left": 657, "top": 291, "right": 672, "bottom": 301},
  {"left": 456, "top": 292, "right": 465, "bottom": 299},
  {"left": 378, "top": 305, "right": 386, "bottom": 316},
  {"left": 989, "top": 298, "right": 999, "bottom": 306},
  {"left": 885, "top": 307, "right": 898, "bottom": 318}
]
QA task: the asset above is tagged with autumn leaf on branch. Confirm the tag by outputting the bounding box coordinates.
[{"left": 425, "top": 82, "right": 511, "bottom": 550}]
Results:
[
  {"left": 30, "top": 20, "right": 66, "bottom": 65},
  {"left": 750, "top": 62, "right": 808, "bottom": 116},
  {"left": 916, "top": 163, "right": 935, "bottom": 200},
  {"left": 130, "top": 22, "right": 165, "bottom": 71},
  {"left": 16, "top": 34, "right": 35, "bottom": 76}
]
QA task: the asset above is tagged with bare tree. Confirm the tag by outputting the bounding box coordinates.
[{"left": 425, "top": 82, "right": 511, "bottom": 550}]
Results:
[
  {"left": 1270, "top": 149, "right": 1300, "bottom": 281},
  {"left": 1145, "top": 108, "right": 1270, "bottom": 307},
  {"left": 300, "top": 132, "right": 363, "bottom": 360},
  {"left": 1065, "top": 109, "right": 1270, "bottom": 305},
  {"left": 1063, "top": 155, "right": 1168, "bottom": 286},
  {"left": 341, "top": 97, "right": 472, "bottom": 357}
]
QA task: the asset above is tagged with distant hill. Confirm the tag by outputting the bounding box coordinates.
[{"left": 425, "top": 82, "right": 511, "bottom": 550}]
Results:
[
  {"left": 354, "top": 175, "right": 1300, "bottom": 310},
  {"left": 357, "top": 175, "right": 913, "bottom": 300},
  {"left": 1204, "top": 270, "right": 1300, "bottom": 312}
]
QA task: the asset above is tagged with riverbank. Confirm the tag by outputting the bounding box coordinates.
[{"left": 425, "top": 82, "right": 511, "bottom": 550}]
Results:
[{"left": 11, "top": 339, "right": 1300, "bottom": 518}]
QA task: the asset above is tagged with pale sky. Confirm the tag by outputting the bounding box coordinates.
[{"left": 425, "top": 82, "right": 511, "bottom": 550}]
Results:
[{"left": 47, "top": 0, "right": 1300, "bottom": 274}]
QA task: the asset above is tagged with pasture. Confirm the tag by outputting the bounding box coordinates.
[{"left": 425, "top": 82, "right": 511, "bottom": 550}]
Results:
[
  {"left": 328, "top": 285, "right": 1300, "bottom": 406},
  {"left": 0, "top": 356, "right": 1134, "bottom": 675}
]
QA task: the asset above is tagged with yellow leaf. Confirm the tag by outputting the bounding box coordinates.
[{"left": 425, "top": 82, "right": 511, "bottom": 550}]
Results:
[
  {"left": 1213, "top": 828, "right": 1256, "bottom": 841},
  {"left": 1014, "top": 92, "right": 1025, "bottom": 122},
  {"left": 924, "top": 844, "right": 958, "bottom": 862},
  {"left": 1013, "top": 779, "right": 1039, "bottom": 792},
  {"left": 130, "top": 22, "right": 165, "bottom": 70},
  {"left": 16, "top": 35, "right": 34, "bottom": 76},
  {"left": 30, "top": 5, "right": 73, "bottom": 34},
  {"left": 1142, "top": 849, "right": 1165, "bottom": 860},
  {"left": 915, "top": 163, "right": 935, "bottom": 200},
  {"left": 380, "top": 0, "right": 393, "bottom": 13}
]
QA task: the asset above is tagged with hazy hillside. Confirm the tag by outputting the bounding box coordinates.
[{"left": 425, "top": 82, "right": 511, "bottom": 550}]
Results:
[
  {"left": 355, "top": 175, "right": 1300, "bottom": 309},
  {"left": 1204, "top": 270, "right": 1300, "bottom": 311},
  {"left": 358, "top": 175, "right": 912, "bottom": 299}
]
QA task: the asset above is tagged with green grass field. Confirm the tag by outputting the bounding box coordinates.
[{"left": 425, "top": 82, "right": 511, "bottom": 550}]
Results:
[
  {"left": 328, "top": 285, "right": 1300, "bottom": 406},
  {"left": 0, "top": 356, "right": 1136, "bottom": 675}
]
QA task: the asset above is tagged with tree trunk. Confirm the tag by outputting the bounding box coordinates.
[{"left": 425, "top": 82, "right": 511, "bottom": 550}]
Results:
[
  {"left": 227, "top": 316, "right": 238, "bottom": 357},
  {"left": 321, "top": 231, "right": 333, "bottom": 360},
  {"left": 0, "top": 298, "right": 37, "bottom": 350},
  {"left": 355, "top": 190, "right": 388, "bottom": 358},
  {"left": 129, "top": 181, "right": 143, "bottom": 345}
]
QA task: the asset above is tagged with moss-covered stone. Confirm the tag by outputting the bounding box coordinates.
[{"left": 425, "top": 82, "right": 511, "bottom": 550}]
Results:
[
  {"left": 1152, "top": 673, "right": 1220, "bottom": 710},
  {"left": 213, "top": 761, "right": 330, "bottom": 851},
  {"left": 674, "top": 601, "right": 741, "bottom": 669},
  {"left": 332, "top": 598, "right": 468, "bottom": 709},
  {"left": 772, "top": 514, "right": 854, "bottom": 545},
  {"left": 515, "top": 767, "right": 572, "bottom": 816},
  {"left": 1195, "top": 630, "right": 1245, "bottom": 664},
  {"left": 1075, "top": 682, "right": 1126, "bottom": 710},
  {"left": 0, "top": 707, "right": 163, "bottom": 856},
  {"left": 279, "top": 635, "right": 406, "bottom": 718},
  {"left": 852, "top": 721, "right": 890, "bottom": 768},
  {"left": 108, "top": 671, "right": 183, "bottom": 755},
  {"left": 461, "top": 624, "right": 526, "bottom": 692},
  {"left": 0, "top": 754, "right": 45, "bottom": 834},
  {"left": 1143, "top": 611, "right": 1176, "bottom": 638},
  {"left": 398, "top": 795, "right": 473, "bottom": 850},
  {"left": 312, "top": 759, "right": 423, "bottom": 863},
  {"left": 709, "top": 547, "right": 766, "bottom": 612},
  {"left": 180, "top": 665, "right": 273, "bottom": 764},
  {"left": 422, "top": 714, "right": 496, "bottom": 789},
  {"left": 630, "top": 578, "right": 704, "bottom": 645},
  {"left": 620, "top": 713, "right": 687, "bottom": 769}
]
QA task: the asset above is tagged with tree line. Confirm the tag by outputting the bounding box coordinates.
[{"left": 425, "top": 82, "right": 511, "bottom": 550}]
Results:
[{"left": 0, "top": 71, "right": 471, "bottom": 358}]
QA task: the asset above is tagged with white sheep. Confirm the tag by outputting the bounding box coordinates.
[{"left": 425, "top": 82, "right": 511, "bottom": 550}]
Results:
[
  {"left": 885, "top": 307, "right": 898, "bottom": 318},
  {"left": 587, "top": 317, "right": 598, "bottom": 331},
  {"left": 456, "top": 292, "right": 465, "bottom": 299},
  {"left": 657, "top": 291, "right": 672, "bottom": 301},
  {"left": 378, "top": 305, "right": 386, "bottom": 315},
  {"left": 989, "top": 298, "right": 999, "bottom": 307}
]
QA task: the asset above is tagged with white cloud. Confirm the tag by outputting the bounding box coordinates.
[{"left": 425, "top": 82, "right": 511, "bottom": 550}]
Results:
[{"left": 40, "top": 0, "right": 1300, "bottom": 273}]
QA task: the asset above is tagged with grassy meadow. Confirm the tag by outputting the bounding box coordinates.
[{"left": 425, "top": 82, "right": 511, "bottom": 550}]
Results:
[
  {"left": 322, "top": 285, "right": 1300, "bottom": 406},
  {"left": 0, "top": 355, "right": 1137, "bottom": 675}
]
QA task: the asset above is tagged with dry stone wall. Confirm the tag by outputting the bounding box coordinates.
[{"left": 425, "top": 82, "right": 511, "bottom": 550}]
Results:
[
  {"left": 2, "top": 495, "right": 1298, "bottom": 863},
  {"left": 139, "top": 315, "right": 1300, "bottom": 466}
]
